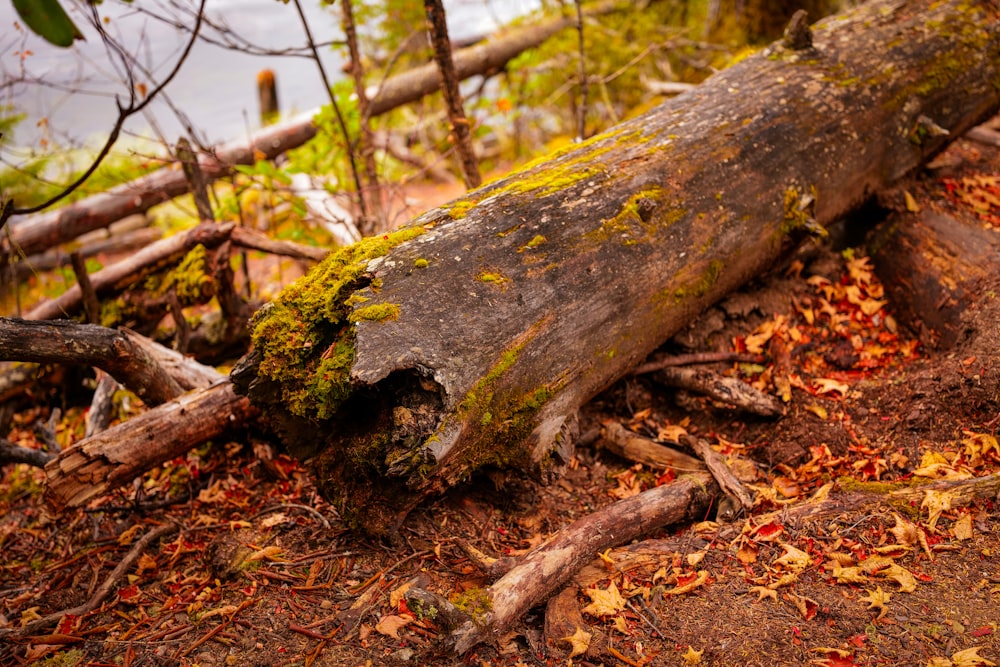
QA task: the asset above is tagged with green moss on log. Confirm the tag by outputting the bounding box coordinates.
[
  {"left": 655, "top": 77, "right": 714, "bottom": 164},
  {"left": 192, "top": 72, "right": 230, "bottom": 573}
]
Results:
[{"left": 249, "top": 226, "right": 425, "bottom": 420}]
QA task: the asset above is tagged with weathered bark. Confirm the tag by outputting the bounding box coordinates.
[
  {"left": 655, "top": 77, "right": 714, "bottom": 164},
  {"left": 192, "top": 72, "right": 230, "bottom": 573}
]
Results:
[
  {"left": 870, "top": 208, "right": 1000, "bottom": 349},
  {"left": 232, "top": 0, "right": 1000, "bottom": 535},
  {"left": 44, "top": 380, "right": 256, "bottom": 510},
  {"left": 2, "top": 3, "right": 621, "bottom": 259}
]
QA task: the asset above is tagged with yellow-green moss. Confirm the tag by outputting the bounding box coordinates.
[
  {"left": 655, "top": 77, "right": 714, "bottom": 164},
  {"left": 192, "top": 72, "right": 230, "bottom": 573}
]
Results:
[
  {"left": 780, "top": 185, "right": 824, "bottom": 238},
  {"left": 476, "top": 271, "right": 509, "bottom": 285},
  {"left": 249, "top": 226, "right": 426, "bottom": 420},
  {"left": 146, "top": 244, "right": 214, "bottom": 302},
  {"left": 519, "top": 234, "right": 547, "bottom": 252},
  {"left": 452, "top": 587, "right": 492, "bottom": 623},
  {"left": 445, "top": 200, "right": 477, "bottom": 219},
  {"left": 482, "top": 126, "right": 645, "bottom": 199},
  {"left": 414, "top": 258, "right": 429, "bottom": 268},
  {"left": 348, "top": 303, "right": 401, "bottom": 323}
]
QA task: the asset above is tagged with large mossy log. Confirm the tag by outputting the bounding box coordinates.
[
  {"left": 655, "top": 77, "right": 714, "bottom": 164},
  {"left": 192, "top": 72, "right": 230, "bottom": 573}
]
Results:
[{"left": 232, "top": 0, "right": 1000, "bottom": 534}]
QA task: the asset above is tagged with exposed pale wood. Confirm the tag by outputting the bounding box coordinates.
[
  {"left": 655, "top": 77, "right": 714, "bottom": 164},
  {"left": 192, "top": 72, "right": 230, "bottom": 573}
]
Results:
[
  {"left": 44, "top": 380, "right": 257, "bottom": 510},
  {"left": 232, "top": 0, "right": 1000, "bottom": 535},
  {"left": 600, "top": 422, "right": 706, "bottom": 472}
]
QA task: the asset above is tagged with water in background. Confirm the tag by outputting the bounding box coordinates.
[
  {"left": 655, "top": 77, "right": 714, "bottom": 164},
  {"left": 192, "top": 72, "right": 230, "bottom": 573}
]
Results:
[{"left": 1, "top": 0, "right": 539, "bottom": 149}]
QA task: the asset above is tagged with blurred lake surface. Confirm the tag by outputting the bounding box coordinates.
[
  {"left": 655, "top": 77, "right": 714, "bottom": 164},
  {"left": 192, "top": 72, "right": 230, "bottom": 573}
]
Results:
[{"left": 1, "top": 0, "right": 538, "bottom": 148}]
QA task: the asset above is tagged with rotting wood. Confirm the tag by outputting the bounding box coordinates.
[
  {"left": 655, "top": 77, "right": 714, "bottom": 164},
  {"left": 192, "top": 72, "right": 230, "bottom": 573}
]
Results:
[
  {"left": 44, "top": 380, "right": 256, "bottom": 510},
  {"left": 869, "top": 208, "right": 1000, "bottom": 349},
  {"left": 1, "top": 2, "right": 623, "bottom": 258},
  {"left": 405, "top": 472, "right": 716, "bottom": 653},
  {"left": 232, "top": 0, "right": 1000, "bottom": 535}
]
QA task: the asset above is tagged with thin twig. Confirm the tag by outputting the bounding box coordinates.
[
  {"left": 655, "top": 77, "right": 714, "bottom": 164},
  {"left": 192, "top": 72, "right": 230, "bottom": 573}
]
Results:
[
  {"left": 291, "top": 0, "right": 368, "bottom": 223},
  {"left": 633, "top": 352, "right": 765, "bottom": 375},
  {"left": 4, "top": 0, "right": 208, "bottom": 221}
]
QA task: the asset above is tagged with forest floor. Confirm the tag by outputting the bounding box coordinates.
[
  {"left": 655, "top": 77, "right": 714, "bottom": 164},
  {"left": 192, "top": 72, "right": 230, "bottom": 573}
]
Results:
[{"left": 2, "top": 134, "right": 1000, "bottom": 667}]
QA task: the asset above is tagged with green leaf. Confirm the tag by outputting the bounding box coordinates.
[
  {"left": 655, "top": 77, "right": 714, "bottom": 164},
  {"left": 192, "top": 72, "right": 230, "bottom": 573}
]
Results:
[{"left": 12, "top": 0, "right": 84, "bottom": 48}]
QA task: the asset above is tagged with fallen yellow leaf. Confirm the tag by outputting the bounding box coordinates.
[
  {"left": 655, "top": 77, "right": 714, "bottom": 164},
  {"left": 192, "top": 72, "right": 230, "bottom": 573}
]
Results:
[
  {"left": 561, "top": 626, "right": 592, "bottom": 657},
  {"left": 950, "top": 646, "right": 997, "bottom": 666},
  {"left": 374, "top": 614, "right": 411, "bottom": 638},
  {"left": 682, "top": 646, "right": 705, "bottom": 665},
  {"left": 859, "top": 586, "right": 891, "bottom": 618},
  {"left": 775, "top": 543, "right": 810, "bottom": 571},
  {"left": 749, "top": 586, "right": 778, "bottom": 602},
  {"left": 877, "top": 563, "right": 917, "bottom": 593},
  {"left": 953, "top": 514, "right": 974, "bottom": 541},
  {"left": 581, "top": 581, "right": 626, "bottom": 617}
]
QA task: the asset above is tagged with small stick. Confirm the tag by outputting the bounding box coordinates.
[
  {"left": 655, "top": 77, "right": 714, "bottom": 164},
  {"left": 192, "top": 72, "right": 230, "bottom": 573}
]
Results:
[
  {"left": 633, "top": 352, "right": 765, "bottom": 376},
  {"left": 69, "top": 250, "right": 101, "bottom": 325},
  {"left": 681, "top": 434, "right": 754, "bottom": 512}
]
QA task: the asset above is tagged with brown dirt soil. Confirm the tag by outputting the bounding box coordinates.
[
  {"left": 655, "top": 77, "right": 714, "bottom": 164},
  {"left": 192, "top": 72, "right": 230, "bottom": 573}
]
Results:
[{"left": 2, "top": 136, "right": 1000, "bottom": 667}]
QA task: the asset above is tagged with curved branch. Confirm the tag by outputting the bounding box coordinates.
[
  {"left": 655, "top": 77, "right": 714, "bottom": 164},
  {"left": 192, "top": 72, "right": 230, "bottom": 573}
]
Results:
[{"left": 4, "top": 0, "right": 208, "bottom": 221}]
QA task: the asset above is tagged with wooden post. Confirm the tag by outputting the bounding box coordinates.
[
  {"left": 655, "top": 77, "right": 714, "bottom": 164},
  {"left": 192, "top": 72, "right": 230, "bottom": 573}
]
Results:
[{"left": 257, "top": 69, "right": 280, "bottom": 126}]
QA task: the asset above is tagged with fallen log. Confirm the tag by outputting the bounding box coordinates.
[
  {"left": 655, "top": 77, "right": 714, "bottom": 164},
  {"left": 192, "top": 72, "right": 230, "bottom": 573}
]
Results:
[
  {"left": 1, "top": 1, "right": 622, "bottom": 259},
  {"left": 231, "top": 0, "right": 1000, "bottom": 535}
]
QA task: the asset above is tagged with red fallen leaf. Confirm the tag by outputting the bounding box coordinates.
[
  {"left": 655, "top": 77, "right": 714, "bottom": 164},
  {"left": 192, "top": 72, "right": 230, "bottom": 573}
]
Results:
[
  {"left": 971, "top": 626, "right": 994, "bottom": 637},
  {"left": 848, "top": 633, "right": 868, "bottom": 647},
  {"left": 655, "top": 469, "right": 676, "bottom": 486},
  {"left": 118, "top": 584, "right": 141, "bottom": 603},
  {"left": 915, "top": 572, "right": 933, "bottom": 583},
  {"left": 753, "top": 521, "right": 784, "bottom": 541},
  {"left": 56, "top": 614, "right": 80, "bottom": 635},
  {"left": 675, "top": 571, "right": 701, "bottom": 587}
]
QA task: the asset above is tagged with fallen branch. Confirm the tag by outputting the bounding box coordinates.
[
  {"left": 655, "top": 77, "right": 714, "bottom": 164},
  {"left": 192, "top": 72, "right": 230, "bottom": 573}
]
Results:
[
  {"left": 681, "top": 434, "right": 754, "bottom": 513},
  {"left": 25, "top": 221, "right": 235, "bottom": 321},
  {"left": 406, "top": 472, "right": 716, "bottom": 654},
  {"left": 0, "top": 318, "right": 183, "bottom": 405},
  {"left": 599, "top": 422, "right": 706, "bottom": 472},
  {"left": 653, "top": 366, "right": 785, "bottom": 417},
  {"left": 44, "top": 380, "right": 257, "bottom": 510}
]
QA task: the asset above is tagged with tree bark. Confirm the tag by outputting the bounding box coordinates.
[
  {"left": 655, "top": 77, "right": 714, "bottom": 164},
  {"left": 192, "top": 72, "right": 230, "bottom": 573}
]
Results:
[
  {"left": 231, "top": 0, "right": 1000, "bottom": 535},
  {"left": 2, "top": 2, "right": 621, "bottom": 259},
  {"left": 424, "top": 0, "right": 482, "bottom": 189}
]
